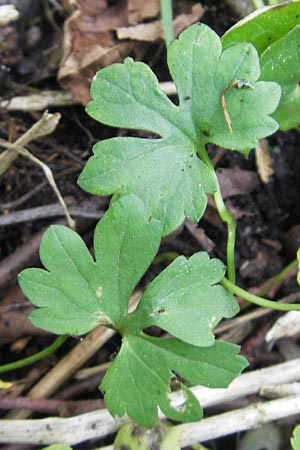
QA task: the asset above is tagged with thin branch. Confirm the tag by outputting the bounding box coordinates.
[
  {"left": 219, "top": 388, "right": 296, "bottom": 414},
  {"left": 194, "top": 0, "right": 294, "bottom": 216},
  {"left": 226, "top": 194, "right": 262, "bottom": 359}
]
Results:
[
  {"left": 0, "top": 395, "right": 103, "bottom": 416},
  {"left": 179, "top": 395, "right": 300, "bottom": 447},
  {"left": 0, "top": 203, "right": 104, "bottom": 226},
  {"left": 0, "top": 91, "right": 75, "bottom": 111},
  {"left": 0, "top": 139, "right": 75, "bottom": 229},
  {"left": 100, "top": 395, "right": 300, "bottom": 450},
  {"left": 2, "top": 358, "right": 300, "bottom": 444},
  {"left": 0, "top": 84, "right": 177, "bottom": 112},
  {"left": 0, "top": 110, "right": 61, "bottom": 176}
]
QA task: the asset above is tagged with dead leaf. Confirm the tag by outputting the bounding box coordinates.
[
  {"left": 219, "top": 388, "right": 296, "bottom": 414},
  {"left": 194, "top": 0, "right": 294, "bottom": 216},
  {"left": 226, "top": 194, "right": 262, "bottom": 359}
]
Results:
[
  {"left": 117, "top": 4, "right": 204, "bottom": 42},
  {"left": 224, "top": 199, "right": 255, "bottom": 220},
  {"left": 216, "top": 167, "right": 260, "bottom": 199},
  {"left": 127, "top": 0, "right": 160, "bottom": 25},
  {"left": 184, "top": 218, "right": 215, "bottom": 252},
  {"left": 117, "top": 20, "right": 165, "bottom": 42},
  {"left": 58, "top": 0, "right": 143, "bottom": 104},
  {"left": 0, "top": 286, "right": 46, "bottom": 346},
  {"left": 0, "top": 25, "right": 22, "bottom": 66},
  {"left": 58, "top": 1, "right": 204, "bottom": 105},
  {"left": 173, "top": 4, "right": 204, "bottom": 37},
  {"left": 204, "top": 168, "right": 259, "bottom": 225}
]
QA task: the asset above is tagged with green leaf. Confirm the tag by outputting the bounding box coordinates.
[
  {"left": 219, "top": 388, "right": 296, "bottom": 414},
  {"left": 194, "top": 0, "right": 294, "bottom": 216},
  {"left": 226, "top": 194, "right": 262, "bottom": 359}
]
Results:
[
  {"left": 18, "top": 195, "right": 162, "bottom": 335},
  {"left": 100, "top": 334, "right": 248, "bottom": 428},
  {"left": 222, "top": 1, "right": 300, "bottom": 55},
  {"left": 260, "top": 27, "right": 300, "bottom": 85},
  {"left": 291, "top": 425, "right": 300, "bottom": 450},
  {"left": 222, "top": 3, "right": 300, "bottom": 131},
  {"left": 132, "top": 252, "right": 238, "bottom": 346},
  {"left": 167, "top": 23, "right": 280, "bottom": 152},
  {"left": 79, "top": 136, "right": 215, "bottom": 237},
  {"left": 271, "top": 83, "right": 300, "bottom": 131},
  {"left": 79, "top": 23, "right": 280, "bottom": 235},
  {"left": 260, "top": 26, "right": 300, "bottom": 130},
  {"left": 18, "top": 191, "right": 247, "bottom": 426}
]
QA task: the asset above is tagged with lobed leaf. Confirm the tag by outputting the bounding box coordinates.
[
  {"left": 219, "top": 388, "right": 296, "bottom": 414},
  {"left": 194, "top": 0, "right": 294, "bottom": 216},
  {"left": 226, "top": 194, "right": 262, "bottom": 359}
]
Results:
[
  {"left": 132, "top": 252, "right": 238, "bottom": 346},
  {"left": 79, "top": 23, "right": 280, "bottom": 235},
  {"left": 167, "top": 23, "right": 280, "bottom": 152},
  {"left": 79, "top": 136, "right": 214, "bottom": 236},
  {"left": 260, "top": 26, "right": 300, "bottom": 130},
  {"left": 222, "top": 3, "right": 300, "bottom": 131},
  {"left": 18, "top": 195, "right": 162, "bottom": 335},
  {"left": 291, "top": 425, "right": 300, "bottom": 450},
  {"left": 101, "top": 334, "right": 248, "bottom": 428},
  {"left": 222, "top": 1, "right": 300, "bottom": 55},
  {"left": 18, "top": 192, "right": 247, "bottom": 426}
]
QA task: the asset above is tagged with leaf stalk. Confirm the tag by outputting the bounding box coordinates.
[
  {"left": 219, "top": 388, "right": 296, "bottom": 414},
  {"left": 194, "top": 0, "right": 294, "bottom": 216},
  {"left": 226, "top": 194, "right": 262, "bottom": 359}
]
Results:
[
  {"left": 197, "top": 145, "right": 236, "bottom": 283},
  {"left": 160, "top": 0, "right": 174, "bottom": 47},
  {"left": 0, "top": 335, "right": 67, "bottom": 374},
  {"left": 222, "top": 277, "right": 300, "bottom": 311}
]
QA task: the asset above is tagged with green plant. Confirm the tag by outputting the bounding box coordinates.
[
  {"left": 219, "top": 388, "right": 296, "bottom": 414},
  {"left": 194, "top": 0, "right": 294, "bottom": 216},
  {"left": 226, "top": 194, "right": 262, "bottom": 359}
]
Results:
[
  {"left": 222, "top": 1, "right": 300, "bottom": 130},
  {"left": 18, "top": 195, "right": 246, "bottom": 427},
  {"left": 291, "top": 425, "right": 300, "bottom": 450},
  {"left": 13, "top": 11, "right": 300, "bottom": 431}
]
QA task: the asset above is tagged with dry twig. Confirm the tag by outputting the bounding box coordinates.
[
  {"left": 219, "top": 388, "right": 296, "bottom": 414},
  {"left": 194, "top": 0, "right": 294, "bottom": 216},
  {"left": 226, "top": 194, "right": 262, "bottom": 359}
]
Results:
[
  {"left": 2, "top": 358, "right": 300, "bottom": 444},
  {"left": 0, "top": 203, "right": 104, "bottom": 226},
  {"left": 0, "top": 111, "right": 61, "bottom": 176},
  {"left": 0, "top": 139, "right": 75, "bottom": 229}
]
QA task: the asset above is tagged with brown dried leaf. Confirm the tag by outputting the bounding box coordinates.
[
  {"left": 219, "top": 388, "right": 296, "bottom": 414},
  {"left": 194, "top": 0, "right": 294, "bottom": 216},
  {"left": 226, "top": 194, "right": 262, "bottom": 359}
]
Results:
[
  {"left": 205, "top": 168, "right": 259, "bottom": 224},
  {"left": 117, "top": 20, "right": 165, "bottom": 42},
  {"left": 127, "top": 0, "right": 160, "bottom": 25},
  {"left": 58, "top": 0, "right": 143, "bottom": 105},
  {"left": 173, "top": 4, "right": 204, "bottom": 37},
  {"left": 58, "top": 1, "right": 204, "bottom": 104},
  {"left": 117, "top": 4, "right": 204, "bottom": 42},
  {"left": 224, "top": 199, "right": 254, "bottom": 220},
  {"left": 0, "top": 25, "right": 22, "bottom": 66},
  {"left": 0, "top": 287, "right": 46, "bottom": 346},
  {"left": 216, "top": 167, "right": 260, "bottom": 199},
  {"left": 184, "top": 218, "right": 215, "bottom": 252}
]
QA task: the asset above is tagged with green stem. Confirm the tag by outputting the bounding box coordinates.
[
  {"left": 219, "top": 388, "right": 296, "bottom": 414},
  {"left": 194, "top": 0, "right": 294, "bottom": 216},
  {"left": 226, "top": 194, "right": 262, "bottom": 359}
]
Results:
[
  {"left": 198, "top": 145, "right": 236, "bottom": 283},
  {"left": 0, "top": 335, "right": 68, "bottom": 374},
  {"left": 153, "top": 251, "right": 179, "bottom": 264},
  {"left": 160, "top": 0, "right": 174, "bottom": 47},
  {"left": 222, "top": 277, "right": 300, "bottom": 311}
]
